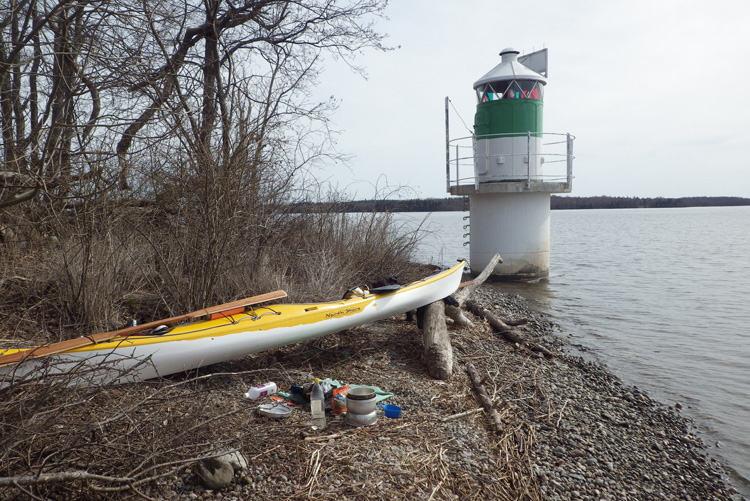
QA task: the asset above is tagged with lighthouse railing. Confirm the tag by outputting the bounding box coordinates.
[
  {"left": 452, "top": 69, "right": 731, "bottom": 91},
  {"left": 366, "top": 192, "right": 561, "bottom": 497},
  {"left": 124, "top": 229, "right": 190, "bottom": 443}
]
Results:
[{"left": 446, "top": 132, "right": 574, "bottom": 192}]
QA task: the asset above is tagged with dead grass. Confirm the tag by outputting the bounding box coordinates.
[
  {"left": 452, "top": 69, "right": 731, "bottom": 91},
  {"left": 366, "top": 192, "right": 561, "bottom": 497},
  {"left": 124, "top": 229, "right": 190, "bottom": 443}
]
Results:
[
  {"left": 0, "top": 206, "right": 420, "bottom": 346},
  {"left": 0, "top": 312, "right": 544, "bottom": 500}
]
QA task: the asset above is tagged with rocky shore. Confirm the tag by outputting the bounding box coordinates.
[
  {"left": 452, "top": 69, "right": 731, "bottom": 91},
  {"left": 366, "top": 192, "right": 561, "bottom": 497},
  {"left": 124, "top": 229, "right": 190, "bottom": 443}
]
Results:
[
  {"left": 164, "top": 286, "right": 743, "bottom": 500},
  {"left": 3, "top": 286, "right": 745, "bottom": 500},
  {"left": 467, "top": 288, "right": 743, "bottom": 501}
]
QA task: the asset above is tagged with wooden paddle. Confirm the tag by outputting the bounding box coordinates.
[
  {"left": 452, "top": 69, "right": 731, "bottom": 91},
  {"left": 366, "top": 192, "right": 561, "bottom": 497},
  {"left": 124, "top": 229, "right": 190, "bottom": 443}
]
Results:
[{"left": 0, "top": 290, "right": 287, "bottom": 367}]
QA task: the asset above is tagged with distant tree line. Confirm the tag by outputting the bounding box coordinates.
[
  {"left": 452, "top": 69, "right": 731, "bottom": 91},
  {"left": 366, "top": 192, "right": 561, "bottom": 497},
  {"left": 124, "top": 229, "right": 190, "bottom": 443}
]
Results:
[
  {"left": 550, "top": 196, "right": 750, "bottom": 210},
  {"left": 295, "top": 196, "right": 750, "bottom": 212},
  {"left": 293, "top": 197, "right": 469, "bottom": 212}
]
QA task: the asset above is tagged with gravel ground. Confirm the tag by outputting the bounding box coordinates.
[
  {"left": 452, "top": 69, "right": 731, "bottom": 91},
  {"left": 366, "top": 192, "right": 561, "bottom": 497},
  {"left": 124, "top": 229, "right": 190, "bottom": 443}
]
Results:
[
  {"left": 160, "top": 286, "right": 744, "bottom": 500},
  {"left": 469, "top": 288, "right": 744, "bottom": 501},
  {"left": 3, "top": 285, "right": 745, "bottom": 500}
]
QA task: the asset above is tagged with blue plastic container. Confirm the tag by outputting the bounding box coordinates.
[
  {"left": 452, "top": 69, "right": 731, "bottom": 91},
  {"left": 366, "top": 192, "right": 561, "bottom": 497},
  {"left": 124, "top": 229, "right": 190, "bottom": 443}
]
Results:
[{"left": 381, "top": 404, "right": 402, "bottom": 419}]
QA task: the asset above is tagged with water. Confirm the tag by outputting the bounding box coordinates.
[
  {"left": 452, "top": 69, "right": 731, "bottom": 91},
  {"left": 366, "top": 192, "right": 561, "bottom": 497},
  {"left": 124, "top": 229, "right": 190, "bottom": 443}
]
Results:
[{"left": 400, "top": 207, "right": 750, "bottom": 493}]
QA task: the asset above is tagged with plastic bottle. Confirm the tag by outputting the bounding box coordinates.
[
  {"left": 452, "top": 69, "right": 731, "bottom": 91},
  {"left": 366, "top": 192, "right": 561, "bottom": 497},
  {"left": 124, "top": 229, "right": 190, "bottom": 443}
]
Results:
[
  {"left": 244, "top": 381, "right": 277, "bottom": 400},
  {"left": 310, "top": 378, "right": 326, "bottom": 429}
]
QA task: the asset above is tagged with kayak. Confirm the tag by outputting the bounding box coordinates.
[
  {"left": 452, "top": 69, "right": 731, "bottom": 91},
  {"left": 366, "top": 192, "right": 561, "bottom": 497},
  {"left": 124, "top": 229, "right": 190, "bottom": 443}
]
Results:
[{"left": 0, "top": 261, "right": 466, "bottom": 385}]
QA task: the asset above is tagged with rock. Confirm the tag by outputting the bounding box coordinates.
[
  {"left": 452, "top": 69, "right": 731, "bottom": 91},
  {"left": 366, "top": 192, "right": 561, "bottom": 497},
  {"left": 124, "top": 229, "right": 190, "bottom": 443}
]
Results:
[
  {"left": 216, "top": 449, "right": 248, "bottom": 474},
  {"left": 195, "top": 457, "right": 234, "bottom": 491}
]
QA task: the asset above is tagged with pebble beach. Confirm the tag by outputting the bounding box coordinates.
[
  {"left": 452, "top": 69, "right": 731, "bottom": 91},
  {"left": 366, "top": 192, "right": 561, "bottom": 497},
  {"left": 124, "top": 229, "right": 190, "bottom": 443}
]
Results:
[
  {"left": 162, "top": 287, "right": 744, "bottom": 500},
  {"left": 2, "top": 285, "right": 744, "bottom": 500}
]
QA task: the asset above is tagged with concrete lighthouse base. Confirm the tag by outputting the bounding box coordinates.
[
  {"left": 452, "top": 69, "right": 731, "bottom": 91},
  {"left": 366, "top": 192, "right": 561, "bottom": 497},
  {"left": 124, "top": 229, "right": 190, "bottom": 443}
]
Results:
[{"left": 469, "top": 191, "right": 551, "bottom": 279}]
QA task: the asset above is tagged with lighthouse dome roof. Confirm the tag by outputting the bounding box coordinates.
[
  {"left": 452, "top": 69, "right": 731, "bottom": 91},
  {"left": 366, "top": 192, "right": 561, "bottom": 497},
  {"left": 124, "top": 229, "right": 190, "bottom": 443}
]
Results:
[{"left": 473, "top": 48, "right": 547, "bottom": 89}]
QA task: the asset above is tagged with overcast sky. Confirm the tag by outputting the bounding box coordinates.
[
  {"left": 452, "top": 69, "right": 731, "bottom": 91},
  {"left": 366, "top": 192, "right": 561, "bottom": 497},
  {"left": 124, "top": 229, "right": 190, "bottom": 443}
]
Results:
[{"left": 312, "top": 0, "right": 750, "bottom": 199}]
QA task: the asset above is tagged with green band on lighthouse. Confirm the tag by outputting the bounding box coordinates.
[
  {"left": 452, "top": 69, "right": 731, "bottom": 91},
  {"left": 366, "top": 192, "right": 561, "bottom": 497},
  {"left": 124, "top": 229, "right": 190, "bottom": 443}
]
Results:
[{"left": 474, "top": 99, "right": 543, "bottom": 138}]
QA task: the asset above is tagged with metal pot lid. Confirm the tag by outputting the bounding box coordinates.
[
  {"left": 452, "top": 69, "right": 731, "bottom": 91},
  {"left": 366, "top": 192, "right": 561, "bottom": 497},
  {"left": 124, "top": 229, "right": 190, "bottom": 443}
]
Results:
[{"left": 346, "top": 387, "right": 376, "bottom": 400}]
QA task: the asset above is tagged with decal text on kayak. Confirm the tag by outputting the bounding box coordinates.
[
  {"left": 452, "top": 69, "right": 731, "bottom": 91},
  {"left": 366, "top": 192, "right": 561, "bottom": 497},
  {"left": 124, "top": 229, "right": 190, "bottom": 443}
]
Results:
[{"left": 325, "top": 307, "right": 362, "bottom": 318}]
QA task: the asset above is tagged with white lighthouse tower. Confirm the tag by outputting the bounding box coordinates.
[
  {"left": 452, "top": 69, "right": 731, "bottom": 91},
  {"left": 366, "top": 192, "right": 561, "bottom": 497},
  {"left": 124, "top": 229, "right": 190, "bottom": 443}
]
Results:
[{"left": 447, "top": 48, "right": 574, "bottom": 278}]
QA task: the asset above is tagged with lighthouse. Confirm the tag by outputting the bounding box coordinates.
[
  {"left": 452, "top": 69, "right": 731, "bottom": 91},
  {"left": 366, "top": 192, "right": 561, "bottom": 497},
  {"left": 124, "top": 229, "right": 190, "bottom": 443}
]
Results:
[{"left": 447, "top": 48, "right": 574, "bottom": 278}]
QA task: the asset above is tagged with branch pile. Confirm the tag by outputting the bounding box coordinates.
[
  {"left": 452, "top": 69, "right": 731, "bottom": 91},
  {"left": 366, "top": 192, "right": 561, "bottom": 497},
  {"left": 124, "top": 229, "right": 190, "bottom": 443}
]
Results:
[{"left": 464, "top": 300, "right": 555, "bottom": 358}]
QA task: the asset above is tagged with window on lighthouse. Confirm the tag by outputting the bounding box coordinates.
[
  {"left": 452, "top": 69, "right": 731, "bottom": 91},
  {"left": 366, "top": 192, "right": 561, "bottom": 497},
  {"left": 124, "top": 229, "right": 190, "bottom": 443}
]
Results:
[
  {"left": 477, "top": 81, "right": 511, "bottom": 102},
  {"left": 476, "top": 80, "right": 544, "bottom": 102}
]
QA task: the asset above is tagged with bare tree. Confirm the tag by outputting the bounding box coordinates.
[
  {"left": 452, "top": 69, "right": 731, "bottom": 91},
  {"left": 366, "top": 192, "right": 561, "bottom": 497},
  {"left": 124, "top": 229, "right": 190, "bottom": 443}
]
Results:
[
  {"left": 2, "top": 0, "right": 393, "bottom": 320},
  {"left": 1, "top": 0, "right": 388, "bottom": 205},
  {"left": 113, "top": 0, "right": 390, "bottom": 308}
]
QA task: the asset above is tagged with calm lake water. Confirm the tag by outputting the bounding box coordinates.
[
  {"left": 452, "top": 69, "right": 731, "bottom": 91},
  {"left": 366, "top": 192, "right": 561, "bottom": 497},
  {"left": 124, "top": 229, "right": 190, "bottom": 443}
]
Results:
[{"left": 399, "top": 207, "right": 750, "bottom": 493}]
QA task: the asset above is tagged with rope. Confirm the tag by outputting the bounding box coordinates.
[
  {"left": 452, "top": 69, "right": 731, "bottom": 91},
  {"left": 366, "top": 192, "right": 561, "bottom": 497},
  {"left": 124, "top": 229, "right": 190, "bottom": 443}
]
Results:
[{"left": 448, "top": 98, "right": 473, "bottom": 135}]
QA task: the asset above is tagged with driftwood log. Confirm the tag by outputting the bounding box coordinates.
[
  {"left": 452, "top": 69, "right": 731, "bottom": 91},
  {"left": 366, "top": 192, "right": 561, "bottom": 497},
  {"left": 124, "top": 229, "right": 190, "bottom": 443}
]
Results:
[
  {"left": 453, "top": 253, "right": 502, "bottom": 306},
  {"left": 465, "top": 300, "right": 554, "bottom": 358},
  {"left": 444, "top": 303, "right": 473, "bottom": 327},
  {"left": 445, "top": 252, "right": 503, "bottom": 327},
  {"left": 422, "top": 300, "right": 452, "bottom": 379},
  {"left": 466, "top": 362, "right": 503, "bottom": 434},
  {"left": 422, "top": 254, "right": 502, "bottom": 379}
]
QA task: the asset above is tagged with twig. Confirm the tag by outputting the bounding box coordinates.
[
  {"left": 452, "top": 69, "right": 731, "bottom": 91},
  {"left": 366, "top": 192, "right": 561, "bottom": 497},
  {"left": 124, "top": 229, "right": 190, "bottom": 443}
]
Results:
[
  {"left": 304, "top": 432, "right": 344, "bottom": 441},
  {"left": 88, "top": 464, "right": 190, "bottom": 493},
  {"left": 556, "top": 399, "right": 570, "bottom": 428},
  {"left": 169, "top": 408, "right": 242, "bottom": 443},
  {"left": 427, "top": 478, "right": 444, "bottom": 501},
  {"left": 0, "top": 275, "right": 30, "bottom": 288},
  {"left": 249, "top": 444, "right": 283, "bottom": 460},
  {"left": 127, "top": 482, "right": 156, "bottom": 501},
  {"left": 0, "top": 471, "right": 135, "bottom": 486},
  {"left": 465, "top": 362, "right": 503, "bottom": 434},
  {"left": 304, "top": 448, "right": 323, "bottom": 492},
  {"left": 440, "top": 407, "right": 484, "bottom": 422},
  {"left": 389, "top": 422, "right": 416, "bottom": 431},
  {"left": 12, "top": 481, "right": 44, "bottom": 501}
]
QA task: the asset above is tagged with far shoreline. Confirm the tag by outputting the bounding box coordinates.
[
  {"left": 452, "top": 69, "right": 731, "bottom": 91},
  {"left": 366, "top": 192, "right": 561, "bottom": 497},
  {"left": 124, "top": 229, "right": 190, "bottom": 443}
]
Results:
[{"left": 295, "top": 196, "right": 750, "bottom": 213}]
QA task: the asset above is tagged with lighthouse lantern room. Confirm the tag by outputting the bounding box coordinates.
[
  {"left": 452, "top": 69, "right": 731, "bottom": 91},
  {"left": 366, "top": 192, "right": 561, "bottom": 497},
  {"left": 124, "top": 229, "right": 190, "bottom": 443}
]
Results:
[{"left": 447, "top": 47, "right": 574, "bottom": 279}]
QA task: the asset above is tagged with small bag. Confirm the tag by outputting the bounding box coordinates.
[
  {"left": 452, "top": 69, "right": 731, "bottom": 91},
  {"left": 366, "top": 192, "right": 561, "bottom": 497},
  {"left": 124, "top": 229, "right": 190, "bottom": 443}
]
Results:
[{"left": 332, "top": 385, "right": 349, "bottom": 415}]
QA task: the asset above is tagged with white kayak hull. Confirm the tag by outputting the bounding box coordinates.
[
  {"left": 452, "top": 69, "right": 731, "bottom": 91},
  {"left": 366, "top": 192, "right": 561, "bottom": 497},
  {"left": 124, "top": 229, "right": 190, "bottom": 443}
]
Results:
[{"left": 1, "top": 261, "right": 466, "bottom": 385}]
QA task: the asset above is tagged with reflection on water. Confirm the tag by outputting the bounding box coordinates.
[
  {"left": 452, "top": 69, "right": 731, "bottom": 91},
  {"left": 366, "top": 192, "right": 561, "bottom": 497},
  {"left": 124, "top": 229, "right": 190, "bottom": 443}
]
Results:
[
  {"left": 488, "top": 279, "right": 557, "bottom": 313},
  {"left": 398, "top": 207, "right": 750, "bottom": 493}
]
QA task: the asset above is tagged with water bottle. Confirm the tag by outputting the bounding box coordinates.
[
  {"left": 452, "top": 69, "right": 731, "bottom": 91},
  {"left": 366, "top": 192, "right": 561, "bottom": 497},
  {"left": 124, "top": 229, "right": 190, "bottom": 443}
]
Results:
[
  {"left": 244, "top": 381, "right": 277, "bottom": 400},
  {"left": 310, "top": 378, "right": 326, "bottom": 429}
]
